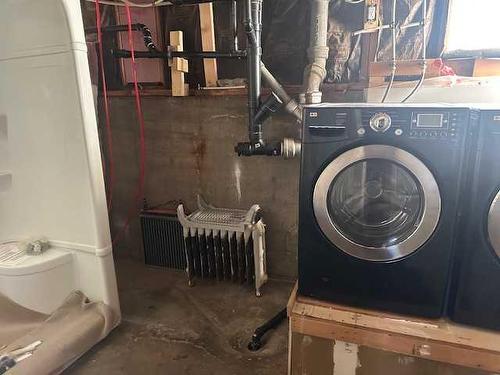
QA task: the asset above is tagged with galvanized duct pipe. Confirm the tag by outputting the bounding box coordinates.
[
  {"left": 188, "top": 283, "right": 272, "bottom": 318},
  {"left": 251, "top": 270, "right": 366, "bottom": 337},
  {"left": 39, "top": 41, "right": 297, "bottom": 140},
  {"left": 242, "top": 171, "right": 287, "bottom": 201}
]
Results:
[{"left": 301, "top": 0, "right": 331, "bottom": 104}]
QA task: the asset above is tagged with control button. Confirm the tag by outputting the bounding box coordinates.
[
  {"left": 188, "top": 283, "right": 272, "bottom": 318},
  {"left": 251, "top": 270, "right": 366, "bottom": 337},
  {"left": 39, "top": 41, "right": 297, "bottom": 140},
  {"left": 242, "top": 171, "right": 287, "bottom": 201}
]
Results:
[
  {"left": 357, "top": 128, "right": 366, "bottom": 136},
  {"left": 440, "top": 131, "right": 448, "bottom": 137},
  {"left": 409, "top": 131, "right": 418, "bottom": 137},
  {"left": 419, "top": 131, "right": 428, "bottom": 137},
  {"left": 394, "top": 129, "right": 403, "bottom": 136},
  {"left": 429, "top": 131, "right": 438, "bottom": 137},
  {"left": 369, "top": 113, "right": 392, "bottom": 133}
]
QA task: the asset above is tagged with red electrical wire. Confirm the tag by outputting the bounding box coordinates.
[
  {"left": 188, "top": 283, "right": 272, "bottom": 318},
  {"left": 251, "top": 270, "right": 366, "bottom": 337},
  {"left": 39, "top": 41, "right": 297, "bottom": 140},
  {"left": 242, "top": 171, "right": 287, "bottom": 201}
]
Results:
[
  {"left": 95, "top": 0, "right": 115, "bottom": 210},
  {"left": 112, "top": 3, "right": 147, "bottom": 246}
]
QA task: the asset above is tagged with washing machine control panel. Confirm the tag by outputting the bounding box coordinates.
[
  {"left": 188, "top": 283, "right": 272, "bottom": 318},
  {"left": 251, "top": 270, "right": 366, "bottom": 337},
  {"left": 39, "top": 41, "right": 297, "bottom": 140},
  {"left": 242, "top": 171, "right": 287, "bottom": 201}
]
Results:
[
  {"left": 304, "top": 107, "right": 468, "bottom": 142},
  {"left": 408, "top": 112, "right": 458, "bottom": 139}
]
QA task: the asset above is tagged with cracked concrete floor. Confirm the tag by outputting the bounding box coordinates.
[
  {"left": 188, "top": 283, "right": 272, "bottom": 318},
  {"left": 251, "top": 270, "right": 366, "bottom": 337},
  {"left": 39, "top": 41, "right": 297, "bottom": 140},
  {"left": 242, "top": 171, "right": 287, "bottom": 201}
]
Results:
[{"left": 66, "top": 258, "right": 293, "bottom": 375}]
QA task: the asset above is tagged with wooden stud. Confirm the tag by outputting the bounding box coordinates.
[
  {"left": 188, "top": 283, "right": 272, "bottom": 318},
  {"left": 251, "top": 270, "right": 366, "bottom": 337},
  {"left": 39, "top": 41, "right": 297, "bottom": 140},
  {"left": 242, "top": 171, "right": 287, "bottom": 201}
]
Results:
[
  {"left": 199, "top": 3, "right": 218, "bottom": 87},
  {"left": 359, "top": 33, "right": 379, "bottom": 82},
  {"left": 169, "top": 31, "right": 189, "bottom": 97}
]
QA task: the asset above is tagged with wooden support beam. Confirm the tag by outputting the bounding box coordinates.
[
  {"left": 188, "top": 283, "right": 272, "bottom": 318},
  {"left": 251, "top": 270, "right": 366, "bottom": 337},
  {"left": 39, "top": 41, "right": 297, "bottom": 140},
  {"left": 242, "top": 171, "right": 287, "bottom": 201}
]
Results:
[
  {"left": 169, "top": 31, "right": 189, "bottom": 97},
  {"left": 359, "top": 33, "right": 379, "bottom": 82},
  {"left": 198, "top": 3, "right": 218, "bottom": 87}
]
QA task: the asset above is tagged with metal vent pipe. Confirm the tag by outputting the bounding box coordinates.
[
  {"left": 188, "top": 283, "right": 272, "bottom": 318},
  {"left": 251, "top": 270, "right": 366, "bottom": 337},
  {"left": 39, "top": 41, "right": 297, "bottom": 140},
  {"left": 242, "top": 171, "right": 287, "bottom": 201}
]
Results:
[{"left": 245, "top": 0, "right": 263, "bottom": 145}]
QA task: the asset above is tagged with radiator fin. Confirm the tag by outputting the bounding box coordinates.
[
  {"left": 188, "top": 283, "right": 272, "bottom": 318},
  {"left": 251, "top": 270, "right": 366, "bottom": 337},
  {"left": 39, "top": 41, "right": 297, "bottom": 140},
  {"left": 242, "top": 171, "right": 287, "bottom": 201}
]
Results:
[{"left": 140, "top": 212, "right": 186, "bottom": 270}]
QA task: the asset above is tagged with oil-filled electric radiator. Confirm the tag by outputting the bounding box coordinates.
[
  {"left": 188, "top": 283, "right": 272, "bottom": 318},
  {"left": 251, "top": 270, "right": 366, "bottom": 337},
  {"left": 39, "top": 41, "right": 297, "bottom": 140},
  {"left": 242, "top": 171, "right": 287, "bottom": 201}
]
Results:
[{"left": 177, "top": 196, "right": 268, "bottom": 296}]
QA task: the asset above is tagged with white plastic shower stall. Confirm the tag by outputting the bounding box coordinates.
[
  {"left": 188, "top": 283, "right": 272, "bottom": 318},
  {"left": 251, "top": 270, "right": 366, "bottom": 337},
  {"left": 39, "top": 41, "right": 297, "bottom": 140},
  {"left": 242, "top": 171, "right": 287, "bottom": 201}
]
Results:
[{"left": 0, "top": 0, "right": 120, "bottom": 319}]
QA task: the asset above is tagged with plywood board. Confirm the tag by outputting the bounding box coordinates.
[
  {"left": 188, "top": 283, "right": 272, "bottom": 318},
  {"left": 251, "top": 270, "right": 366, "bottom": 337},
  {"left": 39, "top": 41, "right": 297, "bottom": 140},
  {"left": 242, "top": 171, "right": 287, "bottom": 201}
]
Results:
[{"left": 288, "top": 283, "right": 500, "bottom": 373}]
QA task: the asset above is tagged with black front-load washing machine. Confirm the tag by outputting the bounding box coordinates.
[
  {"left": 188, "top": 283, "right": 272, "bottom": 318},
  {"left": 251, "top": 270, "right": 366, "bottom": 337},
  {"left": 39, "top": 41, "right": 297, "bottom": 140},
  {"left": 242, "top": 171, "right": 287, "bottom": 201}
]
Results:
[
  {"left": 298, "top": 103, "right": 477, "bottom": 318},
  {"left": 450, "top": 109, "right": 500, "bottom": 330}
]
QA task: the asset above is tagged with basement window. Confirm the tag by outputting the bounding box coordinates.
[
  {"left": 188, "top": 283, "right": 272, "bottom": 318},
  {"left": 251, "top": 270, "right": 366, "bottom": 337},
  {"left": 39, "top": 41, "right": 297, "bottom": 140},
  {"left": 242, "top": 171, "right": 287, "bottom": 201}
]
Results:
[{"left": 444, "top": 0, "right": 500, "bottom": 57}]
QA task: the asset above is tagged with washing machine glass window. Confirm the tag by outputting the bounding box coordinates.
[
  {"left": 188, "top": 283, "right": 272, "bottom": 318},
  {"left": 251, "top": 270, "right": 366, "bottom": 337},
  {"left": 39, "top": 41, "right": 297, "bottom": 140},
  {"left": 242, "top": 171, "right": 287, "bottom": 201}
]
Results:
[
  {"left": 313, "top": 145, "right": 441, "bottom": 262},
  {"left": 488, "top": 189, "right": 500, "bottom": 258},
  {"left": 327, "top": 159, "right": 424, "bottom": 248}
]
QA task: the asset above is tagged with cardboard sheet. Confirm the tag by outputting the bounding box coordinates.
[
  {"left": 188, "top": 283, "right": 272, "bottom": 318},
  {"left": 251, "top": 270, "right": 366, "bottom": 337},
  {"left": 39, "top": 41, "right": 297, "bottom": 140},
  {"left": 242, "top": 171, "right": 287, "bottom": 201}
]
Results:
[{"left": 0, "top": 291, "right": 118, "bottom": 374}]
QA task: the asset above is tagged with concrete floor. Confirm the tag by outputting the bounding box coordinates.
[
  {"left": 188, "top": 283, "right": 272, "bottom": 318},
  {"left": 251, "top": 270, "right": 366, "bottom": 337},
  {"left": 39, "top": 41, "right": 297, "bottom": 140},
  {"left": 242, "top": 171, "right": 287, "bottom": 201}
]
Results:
[{"left": 66, "top": 258, "right": 292, "bottom": 374}]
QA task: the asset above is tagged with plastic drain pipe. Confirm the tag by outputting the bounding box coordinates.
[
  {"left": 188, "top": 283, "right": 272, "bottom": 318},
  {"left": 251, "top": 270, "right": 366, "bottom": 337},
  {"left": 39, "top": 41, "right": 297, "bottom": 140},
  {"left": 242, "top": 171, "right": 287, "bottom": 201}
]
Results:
[
  {"left": 300, "top": 0, "right": 331, "bottom": 105},
  {"left": 235, "top": 0, "right": 302, "bottom": 158},
  {"left": 236, "top": 0, "right": 331, "bottom": 157},
  {"left": 261, "top": 62, "right": 302, "bottom": 122}
]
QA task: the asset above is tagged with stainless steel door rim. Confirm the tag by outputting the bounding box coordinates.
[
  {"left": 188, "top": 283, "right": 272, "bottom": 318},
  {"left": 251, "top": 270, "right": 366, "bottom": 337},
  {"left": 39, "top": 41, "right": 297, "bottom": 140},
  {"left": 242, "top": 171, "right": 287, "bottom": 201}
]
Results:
[
  {"left": 488, "top": 190, "right": 500, "bottom": 257},
  {"left": 313, "top": 145, "right": 441, "bottom": 262}
]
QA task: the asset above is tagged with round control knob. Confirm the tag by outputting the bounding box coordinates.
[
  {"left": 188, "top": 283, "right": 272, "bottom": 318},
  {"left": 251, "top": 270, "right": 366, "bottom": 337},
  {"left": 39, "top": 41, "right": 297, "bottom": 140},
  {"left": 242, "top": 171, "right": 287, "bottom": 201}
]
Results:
[
  {"left": 394, "top": 129, "right": 403, "bottom": 136},
  {"left": 357, "top": 128, "right": 366, "bottom": 136},
  {"left": 369, "top": 113, "right": 392, "bottom": 133}
]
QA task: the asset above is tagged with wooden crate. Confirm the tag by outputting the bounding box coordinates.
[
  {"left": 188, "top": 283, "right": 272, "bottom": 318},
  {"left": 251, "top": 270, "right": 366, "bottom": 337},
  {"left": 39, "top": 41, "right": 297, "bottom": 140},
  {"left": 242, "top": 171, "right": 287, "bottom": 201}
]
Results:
[{"left": 288, "top": 284, "right": 500, "bottom": 375}]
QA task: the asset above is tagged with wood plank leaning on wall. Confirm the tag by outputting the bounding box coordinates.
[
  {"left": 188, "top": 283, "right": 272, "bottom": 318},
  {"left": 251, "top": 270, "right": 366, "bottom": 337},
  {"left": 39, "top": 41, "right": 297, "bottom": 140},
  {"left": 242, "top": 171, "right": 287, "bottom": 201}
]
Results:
[
  {"left": 199, "top": 3, "right": 218, "bottom": 87},
  {"left": 169, "top": 31, "right": 189, "bottom": 96}
]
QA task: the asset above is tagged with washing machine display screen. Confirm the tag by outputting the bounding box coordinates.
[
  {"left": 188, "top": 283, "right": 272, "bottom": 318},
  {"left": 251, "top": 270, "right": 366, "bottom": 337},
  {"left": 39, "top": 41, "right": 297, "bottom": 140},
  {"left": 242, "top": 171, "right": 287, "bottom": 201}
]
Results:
[
  {"left": 327, "top": 159, "right": 425, "bottom": 248},
  {"left": 417, "top": 114, "right": 443, "bottom": 128}
]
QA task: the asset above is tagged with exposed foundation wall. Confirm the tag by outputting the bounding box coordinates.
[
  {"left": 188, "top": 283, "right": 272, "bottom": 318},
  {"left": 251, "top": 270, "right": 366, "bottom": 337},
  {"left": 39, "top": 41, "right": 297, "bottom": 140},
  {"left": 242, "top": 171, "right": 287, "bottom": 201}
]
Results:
[
  {"left": 105, "top": 95, "right": 303, "bottom": 279},
  {"left": 105, "top": 91, "right": 363, "bottom": 278}
]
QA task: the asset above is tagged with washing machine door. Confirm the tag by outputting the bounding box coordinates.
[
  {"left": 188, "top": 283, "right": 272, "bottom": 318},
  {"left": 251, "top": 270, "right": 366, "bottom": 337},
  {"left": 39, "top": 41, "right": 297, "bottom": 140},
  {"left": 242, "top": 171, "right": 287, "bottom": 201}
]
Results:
[
  {"left": 488, "top": 190, "right": 500, "bottom": 257},
  {"left": 313, "top": 145, "right": 441, "bottom": 262}
]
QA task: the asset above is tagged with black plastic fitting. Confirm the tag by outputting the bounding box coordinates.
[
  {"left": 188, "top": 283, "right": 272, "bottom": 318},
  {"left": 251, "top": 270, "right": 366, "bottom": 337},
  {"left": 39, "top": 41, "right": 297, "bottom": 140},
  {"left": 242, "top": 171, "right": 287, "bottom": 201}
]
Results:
[
  {"left": 253, "top": 93, "right": 284, "bottom": 125},
  {"left": 234, "top": 141, "right": 282, "bottom": 157}
]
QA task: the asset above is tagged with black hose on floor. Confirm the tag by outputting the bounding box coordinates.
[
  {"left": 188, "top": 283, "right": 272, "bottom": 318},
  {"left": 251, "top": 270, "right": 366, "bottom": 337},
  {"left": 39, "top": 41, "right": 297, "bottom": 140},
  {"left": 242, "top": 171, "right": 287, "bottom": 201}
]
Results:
[{"left": 247, "top": 308, "right": 287, "bottom": 352}]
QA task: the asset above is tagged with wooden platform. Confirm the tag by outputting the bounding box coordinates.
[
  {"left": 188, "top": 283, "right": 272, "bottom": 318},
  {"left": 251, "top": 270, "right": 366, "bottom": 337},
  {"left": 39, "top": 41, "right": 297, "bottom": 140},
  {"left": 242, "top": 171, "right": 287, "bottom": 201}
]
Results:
[{"left": 288, "top": 284, "right": 500, "bottom": 374}]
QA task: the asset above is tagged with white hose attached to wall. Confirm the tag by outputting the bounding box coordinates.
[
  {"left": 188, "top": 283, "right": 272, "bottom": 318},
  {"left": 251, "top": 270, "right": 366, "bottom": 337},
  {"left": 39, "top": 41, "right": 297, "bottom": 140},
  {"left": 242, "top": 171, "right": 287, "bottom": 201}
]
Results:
[{"left": 401, "top": 0, "right": 427, "bottom": 102}]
